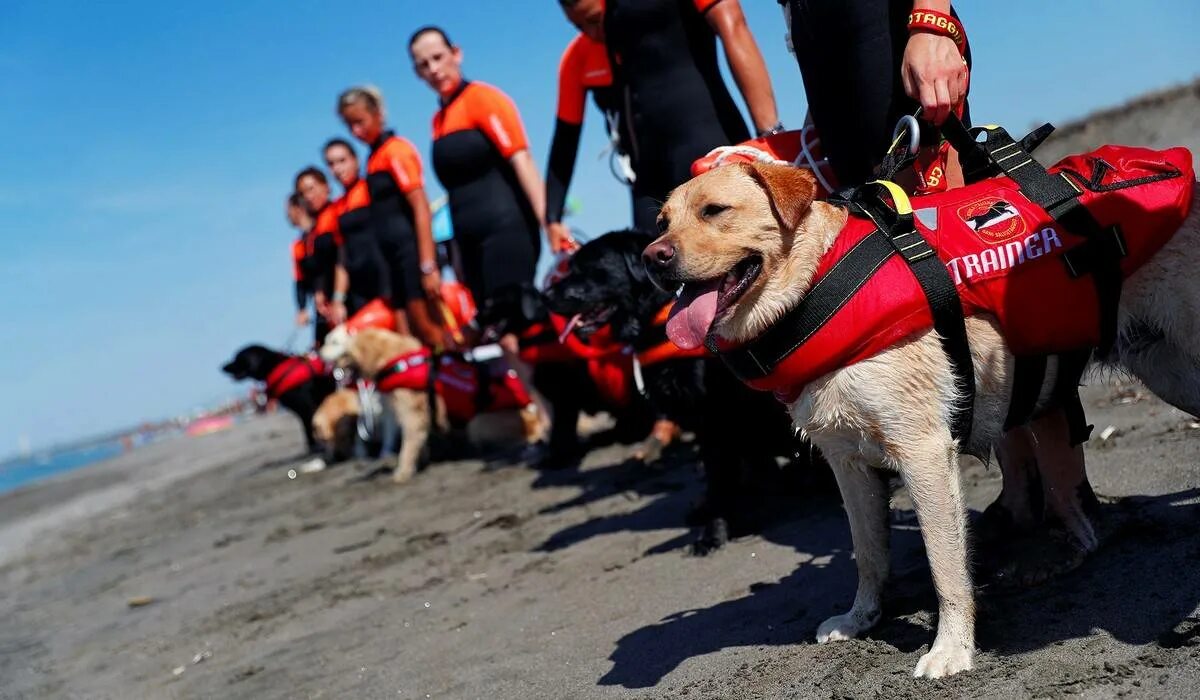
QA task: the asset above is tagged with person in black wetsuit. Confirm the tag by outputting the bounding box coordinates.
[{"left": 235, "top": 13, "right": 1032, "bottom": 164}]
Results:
[
  {"left": 410, "top": 25, "right": 556, "bottom": 446},
  {"left": 337, "top": 87, "right": 446, "bottom": 349},
  {"left": 322, "top": 139, "right": 393, "bottom": 323},
  {"left": 292, "top": 169, "right": 341, "bottom": 345},
  {"left": 557, "top": 0, "right": 782, "bottom": 231}
]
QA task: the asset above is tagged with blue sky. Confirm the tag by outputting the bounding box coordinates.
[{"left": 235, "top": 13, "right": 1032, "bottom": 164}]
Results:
[{"left": 1, "top": 1, "right": 1197, "bottom": 454}]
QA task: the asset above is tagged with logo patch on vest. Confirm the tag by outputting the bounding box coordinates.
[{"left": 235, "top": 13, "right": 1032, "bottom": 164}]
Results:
[{"left": 957, "top": 197, "right": 1027, "bottom": 243}]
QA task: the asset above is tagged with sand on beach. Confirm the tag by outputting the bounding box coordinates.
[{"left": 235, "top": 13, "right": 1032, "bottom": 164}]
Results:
[{"left": 0, "top": 376, "right": 1198, "bottom": 700}]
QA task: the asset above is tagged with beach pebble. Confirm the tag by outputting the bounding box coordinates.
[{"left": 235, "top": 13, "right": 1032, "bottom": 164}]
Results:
[
  {"left": 127, "top": 596, "right": 154, "bottom": 608},
  {"left": 172, "top": 666, "right": 185, "bottom": 677},
  {"left": 192, "top": 650, "right": 212, "bottom": 664}
]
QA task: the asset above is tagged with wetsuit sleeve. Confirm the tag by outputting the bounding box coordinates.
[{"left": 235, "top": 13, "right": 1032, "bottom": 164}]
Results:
[
  {"left": 546, "top": 39, "right": 588, "bottom": 225},
  {"left": 545, "top": 120, "right": 582, "bottom": 225},
  {"left": 556, "top": 37, "right": 588, "bottom": 126},
  {"left": 694, "top": 0, "right": 725, "bottom": 13},
  {"left": 472, "top": 85, "right": 530, "bottom": 159},
  {"left": 385, "top": 139, "right": 424, "bottom": 195}
]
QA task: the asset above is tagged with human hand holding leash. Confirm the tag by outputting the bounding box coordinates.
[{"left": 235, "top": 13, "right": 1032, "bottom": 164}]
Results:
[
  {"left": 547, "top": 222, "right": 578, "bottom": 254},
  {"left": 902, "top": 4, "right": 968, "bottom": 125}
]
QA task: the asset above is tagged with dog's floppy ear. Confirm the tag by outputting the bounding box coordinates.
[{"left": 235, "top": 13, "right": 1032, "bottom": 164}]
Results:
[{"left": 742, "top": 162, "right": 817, "bottom": 233}]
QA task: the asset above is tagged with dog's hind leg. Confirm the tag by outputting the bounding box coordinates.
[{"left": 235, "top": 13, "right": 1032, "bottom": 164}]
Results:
[
  {"left": 392, "top": 389, "right": 432, "bottom": 484},
  {"left": 816, "top": 444, "right": 891, "bottom": 644},
  {"left": 897, "top": 435, "right": 975, "bottom": 679}
]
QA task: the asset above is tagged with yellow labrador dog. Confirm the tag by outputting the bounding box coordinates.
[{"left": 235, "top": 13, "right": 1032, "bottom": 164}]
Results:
[
  {"left": 644, "top": 162, "right": 1200, "bottom": 677},
  {"left": 320, "top": 326, "right": 443, "bottom": 484}
]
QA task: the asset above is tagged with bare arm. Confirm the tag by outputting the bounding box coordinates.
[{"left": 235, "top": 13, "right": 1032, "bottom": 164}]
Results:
[
  {"left": 511, "top": 149, "right": 567, "bottom": 251},
  {"left": 706, "top": 0, "right": 779, "bottom": 133},
  {"left": 405, "top": 187, "right": 444, "bottom": 299},
  {"left": 901, "top": 0, "right": 968, "bottom": 125}
]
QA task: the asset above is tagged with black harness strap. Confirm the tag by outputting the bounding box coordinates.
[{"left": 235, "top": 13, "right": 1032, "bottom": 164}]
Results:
[
  {"left": 942, "top": 115, "right": 1126, "bottom": 354},
  {"left": 708, "top": 184, "right": 978, "bottom": 449},
  {"left": 846, "top": 187, "right": 977, "bottom": 447},
  {"left": 705, "top": 229, "right": 895, "bottom": 378}
]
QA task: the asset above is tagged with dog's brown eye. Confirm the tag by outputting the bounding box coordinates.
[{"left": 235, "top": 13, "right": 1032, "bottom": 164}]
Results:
[
  {"left": 701, "top": 203, "right": 730, "bottom": 218},
  {"left": 657, "top": 216, "right": 670, "bottom": 233}
]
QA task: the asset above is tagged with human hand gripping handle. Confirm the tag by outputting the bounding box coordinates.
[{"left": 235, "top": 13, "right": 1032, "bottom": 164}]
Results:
[
  {"left": 547, "top": 221, "right": 578, "bottom": 254},
  {"left": 901, "top": 3, "right": 969, "bottom": 125}
]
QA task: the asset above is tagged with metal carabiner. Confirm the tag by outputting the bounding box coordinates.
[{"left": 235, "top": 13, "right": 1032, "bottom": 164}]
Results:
[{"left": 892, "top": 114, "right": 922, "bottom": 157}]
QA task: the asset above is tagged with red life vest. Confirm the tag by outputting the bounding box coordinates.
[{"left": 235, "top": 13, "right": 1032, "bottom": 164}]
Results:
[
  {"left": 264, "top": 356, "right": 328, "bottom": 399},
  {"left": 518, "top": 314, "right": 635, "bottom": 407},
  {"left": 375, "top": 350, "right": 533, "bottom": 424},
  {"left": 713, "top": 145, "right": 1194, "bottom": 402}
]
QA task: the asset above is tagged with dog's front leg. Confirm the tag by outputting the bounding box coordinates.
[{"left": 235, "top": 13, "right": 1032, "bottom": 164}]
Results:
[
  {"left": 898, "top": 435, "right": 975, "bottom": 678},
  {"left": 392, "top": 389, "right": 431, "bottom": 484},
  {"left": 817, "top": 449, "right": 890, "bottom": 643}
]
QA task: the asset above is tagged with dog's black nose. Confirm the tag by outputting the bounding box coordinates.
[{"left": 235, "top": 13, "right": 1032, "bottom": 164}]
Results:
[{"left": 643, "top": 239, "right": 676, "bottom": 268}]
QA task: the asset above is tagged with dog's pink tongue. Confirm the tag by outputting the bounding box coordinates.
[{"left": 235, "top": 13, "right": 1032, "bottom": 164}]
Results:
[{"left": 666, "top": 281, "right": 720, "bottom": 350}]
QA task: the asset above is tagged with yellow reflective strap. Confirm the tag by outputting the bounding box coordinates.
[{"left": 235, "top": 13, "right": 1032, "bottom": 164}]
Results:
[{"left": 867, "top": 179, "right": 913, "bottom": 216}]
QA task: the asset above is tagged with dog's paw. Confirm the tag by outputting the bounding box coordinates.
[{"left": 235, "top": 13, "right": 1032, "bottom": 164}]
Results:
[
  {"left": 392, "top": 464, "right": 417, "bottom": 484},
  {"left": 816, "top": 610, "right": 877, "bottom": 643},
  {"left": 690, "top": 518, "right": 730, "bottom": 556},
  {"left": 913, "top": 642, "right": 973, "bottom": 679}
]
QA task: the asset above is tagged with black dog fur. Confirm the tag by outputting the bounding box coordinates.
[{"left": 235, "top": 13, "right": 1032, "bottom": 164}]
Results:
[
  {"left": 222, "top": 344, "right": 336, "bottom": 454},
  {"left": 475, "top": 284, "right": 654, "bottom": 468},
  {"left": 543, "top": 230, "right": 812, "bottom": 553}
]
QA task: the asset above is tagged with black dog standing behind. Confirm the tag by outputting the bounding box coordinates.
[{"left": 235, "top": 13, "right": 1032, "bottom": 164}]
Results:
[
  {"left": 222, "top": 345, "right": 336, "bottom": 454},
  {"left": 474, "top": 283, "right": 655, "bottom": 469},
  {"left": 544, "top": 230, "right": 814, "bottom": 553}
]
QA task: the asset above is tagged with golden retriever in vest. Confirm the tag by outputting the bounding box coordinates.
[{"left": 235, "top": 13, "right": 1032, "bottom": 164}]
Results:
[{"left": 644, "top": 162, "right": 1200, "bottom": 677}]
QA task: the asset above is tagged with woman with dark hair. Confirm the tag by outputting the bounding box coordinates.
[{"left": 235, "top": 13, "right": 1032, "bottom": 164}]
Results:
[
  {"left": 410, "top": 25, "right": 555, "bottom": 449},
  {"left": 336, "top": 87, "right": 446, "bottom": 348},
  {"left": 321, "top": 139, "right": 395, "bottom": 326},
  {"left": 292, "top": 168, "right": 341, "bottom": 344},
  {"left": 410, "top": 26, "right": 568, "bottom": 310}
]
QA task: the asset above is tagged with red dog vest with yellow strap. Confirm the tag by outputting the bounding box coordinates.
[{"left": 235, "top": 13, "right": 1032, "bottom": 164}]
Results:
[
  {"left": 265, "top": 356, "right": 329, "bottom": 399},
  {"left": 714, "top": 145, "right": 1194, "bottom": 402},
  {"left": 375, "top": 350, "right": 533, "bottom": 424}
]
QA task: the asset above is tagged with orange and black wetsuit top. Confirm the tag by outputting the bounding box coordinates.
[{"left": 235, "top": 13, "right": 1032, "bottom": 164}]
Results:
[
  {"left": 295, "top": 202, "right": 342, "bottom": 308},
  {"left": 366, "top": 133, "right": 426, "bottom": 304},
  {"left": 291, "top": 236, "right": 311, "bottom": 311},
  {"left": 431, "top": 81, "right": 540, "bottom": 303},
  {"left": 604, "top": 0, "right": 749, "bottom": 225},
  {"left": 545, "top": 33, "right": 631, "bottom": 227},
  {"left": 334, "top": 178, "right": 391, "bottom": 314}
]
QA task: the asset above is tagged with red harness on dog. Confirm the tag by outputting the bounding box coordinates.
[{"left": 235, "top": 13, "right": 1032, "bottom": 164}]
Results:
[
  {"left": 712, "top": 144, "right": 1194, "bottom": 408},
  {"left": 374, "top": 349, "right": 533, "bottom": 424},
  {"left": 264, "top": 356, "right": 328, "bottom": 399},
  {"left": 518, "top": 315, "right": 635, "bottom": 407}
]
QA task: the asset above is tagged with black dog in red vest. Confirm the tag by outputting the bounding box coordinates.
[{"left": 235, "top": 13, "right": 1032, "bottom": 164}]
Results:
[{"left": 222, "top": 344, "right": 336, "bottom": 454}]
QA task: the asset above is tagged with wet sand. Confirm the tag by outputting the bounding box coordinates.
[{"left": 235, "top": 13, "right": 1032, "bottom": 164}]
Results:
[{"left": 1, "top": 378, "right": 1198, "bottom": 699}]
